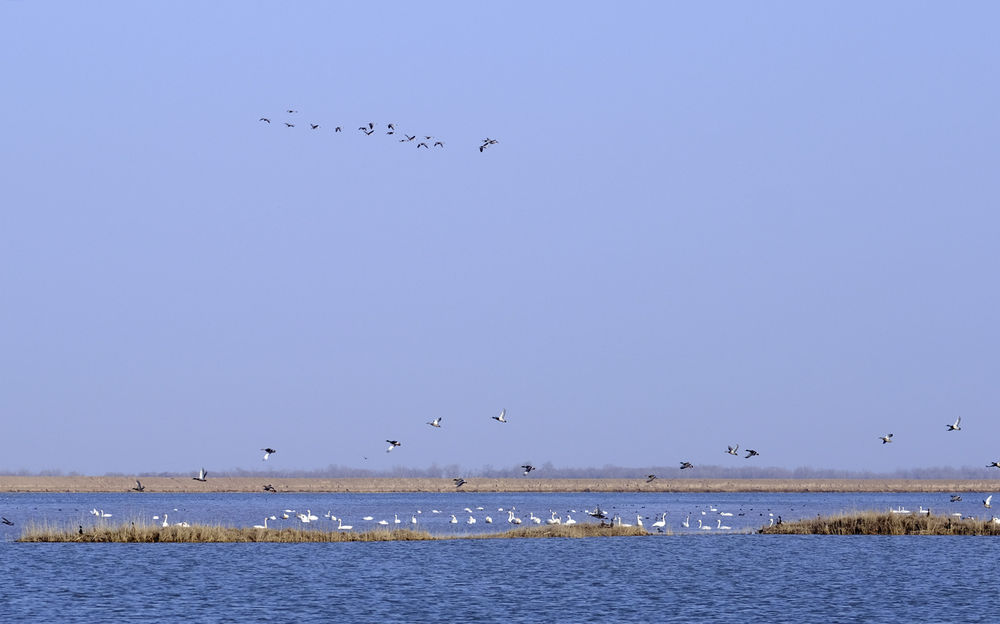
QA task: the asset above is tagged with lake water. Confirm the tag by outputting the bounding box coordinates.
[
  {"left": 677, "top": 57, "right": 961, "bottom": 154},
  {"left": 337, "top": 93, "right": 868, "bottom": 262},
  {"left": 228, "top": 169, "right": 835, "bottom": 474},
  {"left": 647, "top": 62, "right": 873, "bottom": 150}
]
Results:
[{"left": 1, "top": 491, "right": 996, "bottom": 622}]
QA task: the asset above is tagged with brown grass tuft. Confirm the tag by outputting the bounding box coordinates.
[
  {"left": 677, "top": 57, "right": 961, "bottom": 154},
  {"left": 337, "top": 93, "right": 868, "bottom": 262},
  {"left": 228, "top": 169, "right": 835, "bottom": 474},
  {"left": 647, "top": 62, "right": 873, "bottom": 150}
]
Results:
[{"left": 758, "top": 511, "right": 1000, "bottom": 535}]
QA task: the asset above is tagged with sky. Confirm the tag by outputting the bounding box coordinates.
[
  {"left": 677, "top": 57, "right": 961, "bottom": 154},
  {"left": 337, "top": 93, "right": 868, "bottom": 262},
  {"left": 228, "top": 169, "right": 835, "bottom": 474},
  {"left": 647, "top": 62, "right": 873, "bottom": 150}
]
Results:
[{"left": 2, "top": 1, "right": 999, "bottom": 475}]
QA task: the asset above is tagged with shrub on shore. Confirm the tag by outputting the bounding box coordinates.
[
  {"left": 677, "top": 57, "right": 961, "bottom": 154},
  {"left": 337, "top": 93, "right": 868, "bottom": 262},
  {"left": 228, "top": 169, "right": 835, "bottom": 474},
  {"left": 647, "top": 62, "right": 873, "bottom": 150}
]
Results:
[{"left": 758, "top": 511, "right": 1000, "bottom": 535}]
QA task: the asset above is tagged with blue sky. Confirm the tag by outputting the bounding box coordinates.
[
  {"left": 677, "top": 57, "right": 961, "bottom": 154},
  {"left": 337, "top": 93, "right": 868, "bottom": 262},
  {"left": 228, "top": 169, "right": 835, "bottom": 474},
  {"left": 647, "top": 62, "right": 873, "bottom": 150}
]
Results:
[{"left": 2, "top": 1, "right": 999, "bottom": 475}]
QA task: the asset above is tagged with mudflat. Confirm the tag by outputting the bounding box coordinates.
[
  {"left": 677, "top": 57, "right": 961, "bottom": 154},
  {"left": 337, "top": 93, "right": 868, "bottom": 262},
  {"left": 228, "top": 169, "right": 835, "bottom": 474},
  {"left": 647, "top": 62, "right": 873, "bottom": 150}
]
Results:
[{"left": 0, "top": 476, "right": 995, "bottom": 493}]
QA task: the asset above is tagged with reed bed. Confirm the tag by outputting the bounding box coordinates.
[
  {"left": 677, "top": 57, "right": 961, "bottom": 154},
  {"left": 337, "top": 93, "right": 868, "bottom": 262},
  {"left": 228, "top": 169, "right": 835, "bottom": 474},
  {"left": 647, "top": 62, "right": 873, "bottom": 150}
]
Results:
[
  {"left": 758, "top": 511, "right": 1000, "bottom": 535},
  {"left": 18, "top": 521, "right": 651, "bottom": 543}
]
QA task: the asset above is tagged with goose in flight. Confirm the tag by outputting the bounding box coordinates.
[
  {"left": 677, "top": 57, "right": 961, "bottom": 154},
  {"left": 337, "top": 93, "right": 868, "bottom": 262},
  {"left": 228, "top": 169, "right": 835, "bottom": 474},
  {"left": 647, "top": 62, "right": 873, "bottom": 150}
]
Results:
[
  {"left": 284, "top": 122, "right": 295, "bottom": 128},
  {"left": 417, "top": 142, "right": 429, "bottom": 149},
  {"left": 261, "top": 448, "right": 276, "bottom": 460},
  {"left": 427, "top": 417, "right": 442, "bottom": 428},
  {"left": 679, "top": 461, "right": 694, "bottom": 470},
  {"left": 387, "top": 123, "right": 395, "bottom": 131},
  {"left": 492, "top": 408, "right": 507, "bottom": 423},
  {"left": 404, "top": 134, "right": 416, "bottom": 141},
  {"left": 192, "top": 468, "right": 207, "bottom": 482},
  {"left": 453, "top": 478, "right": 466, "bottom": 488},
  {"left": 334, "top": 126, "right": 342, "bottom": 132},
  {"left": 131, "top": 480, "right": 145, "bottom": 492},
  {"left": 988, "top": 462, "right": 1000, "bottom": 468},
  {"left": 259, "top": 118, "right": 270, "bottom": 123},
  {"left": 947, "top": 417, "right": 961, "bottom": 431},
  {"left": 263, "top": 484, "right": 276, "bottom": 492},
  {"left": 521, "top": 464, "right": 535, "bottom": 475},
  {"left": 880, "top": 433, "right": 893, "bottom": 444},
  {"left": 310, "top": 124, "right": 319, "bottom": 130},
  {"left": 726, "top": 445, "right": 739, "bottom": 456},
  {"left": 364, "top": 129, "right": 375, "bottom": 135},
  {"left": 1, "top": 517, "right": 13, "bottom": 526},
  {"left": 434, "top": 141, "right": 444, "bottom": 147},
  {"left": 985, "top": 495, "right": 993, "bottom": 509},
  {"left": 386, "top": 440, "right": 402, "bottom": 452},
  {"left": 745, "top": 449, "right": 760, "bottom": 459},
  {"left": 646, "top": 474, "right": 657, "bottom": 483}
]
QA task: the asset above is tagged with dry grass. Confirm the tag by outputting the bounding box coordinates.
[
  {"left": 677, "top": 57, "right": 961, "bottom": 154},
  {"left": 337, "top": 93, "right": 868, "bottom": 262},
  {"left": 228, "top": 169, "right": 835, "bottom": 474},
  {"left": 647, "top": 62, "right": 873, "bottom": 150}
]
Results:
[
  {"left": 3, "top": 476, "right": 998, "bottom": 493},
  {"left": 18, "top": 520, "right": 651, "bottom": 543},
  {"left": 758, "top": 511, "right": 1000, "bottom": 535}
]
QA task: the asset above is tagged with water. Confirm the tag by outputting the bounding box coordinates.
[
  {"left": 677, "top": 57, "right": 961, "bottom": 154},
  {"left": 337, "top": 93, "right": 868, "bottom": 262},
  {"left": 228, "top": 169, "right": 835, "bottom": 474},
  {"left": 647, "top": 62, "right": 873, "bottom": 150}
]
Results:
[{"left": 1, "top": 492, "right": 996, "bottom": 621}]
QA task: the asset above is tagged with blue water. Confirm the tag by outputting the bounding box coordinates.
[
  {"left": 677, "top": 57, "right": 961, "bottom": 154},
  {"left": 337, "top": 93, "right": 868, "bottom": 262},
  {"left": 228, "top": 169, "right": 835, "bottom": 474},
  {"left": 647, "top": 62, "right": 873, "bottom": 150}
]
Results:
[{"left": 1, "top": 492, "right": 996, "bottom": 622}]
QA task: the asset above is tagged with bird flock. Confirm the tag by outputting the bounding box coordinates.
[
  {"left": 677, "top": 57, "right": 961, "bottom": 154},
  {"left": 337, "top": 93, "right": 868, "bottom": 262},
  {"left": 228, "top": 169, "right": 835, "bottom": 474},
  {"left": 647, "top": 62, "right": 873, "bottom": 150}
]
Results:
[{"left": 257, "top": 109, "right": 498, "bottom": 153}]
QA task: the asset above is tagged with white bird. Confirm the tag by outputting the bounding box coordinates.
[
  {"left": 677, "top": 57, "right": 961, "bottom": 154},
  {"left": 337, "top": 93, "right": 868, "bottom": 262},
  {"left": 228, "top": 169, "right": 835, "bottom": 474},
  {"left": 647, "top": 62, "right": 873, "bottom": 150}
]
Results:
[
  {"left": 485, "top": 516, "right": 493, "bottom": 524},
  {"left": 193, "top": 468, "right": 208, "bottom": 481},
  {"left": 161, "top": 514, "right": 169, "bottom": 528},
  {"left": 427, "top": 417, "right": 442, "bottom": 428},
  {"left": 492, "top": 408, "right": 507, "bottom": 423},
  {"left": 99, "top": 510, "right": 112, "bottom": 518},
  {"left": 507, "top": 511, "right": 522, "bottom": 524},
  {"left": 636, "top": 515, "right": 644, "bottom": 527},
  {"left": 681, "top": 515, "right": 690, "bottom": 529},
  {"left": 337, "top": 518, "right": 353, "bottom": 530},
  {"left": 614, "top": 516, "right": 633, "bottom": 527},
  {"left": 880, "top": 433, "right": 893, "bottom": 444},
  {"left": 546, "top": 511, "right": 561, "bottom": 525},
  {"left": 394, "top": 514, "right": 401, "bottom": 524},
  {"left": 946, "top": 416, "right": 961, "bottom": 431},
  {"left": 253, "top": 518, "right": 269, "bottom": 529},
  {"left": 411, "top": 516, "right": 417, "bottom": 525},
  {"left": 362, "top": 516, "right": 374, "bottom": 521},
  {"left": 449, "top": 514, "right": 458, "bottom": 524},
  {"left": 306, "top": 510, "right": 318, "bottom": 521},
  {"left": 698, "top": 518, "right": 712, "bottom": 531},
  {"left": 918, "top": 506, "right": 930, "bottom": 515},
  {"left": 378, "top": 519, "right": 389, "bottom": 526},
  {"left": 717, "top": 519, "right": 732, "bottom": 530},
  {"left": 652, "top": 513, "right": 667, "bottom": 529},
  {"left": 985, "top": 495, "right": 993, "bottom": 509},
  {"left": 719, "top": 512, "right": 734, "bottom": 517},
  {"left": 564, "top": 514, "right": 577, "bottom": 525},
  {"left": 529, "top": 512, "right": 541, "bottom": 524},
  {"left": 467, "top": 516, "right": 476, "bottom": 524},
  {"left": 90, "top": 508, "right": 99, "bottom": 517}
]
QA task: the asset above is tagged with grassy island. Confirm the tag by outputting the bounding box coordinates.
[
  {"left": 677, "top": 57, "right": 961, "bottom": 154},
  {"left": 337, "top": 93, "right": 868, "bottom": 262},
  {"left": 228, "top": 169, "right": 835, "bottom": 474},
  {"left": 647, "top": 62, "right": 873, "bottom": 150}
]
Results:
[
  {"left": 18, "top": 521, "right": 651, "bottom": 543},
  {"left": 758, "top": 511, "right": 1000, "bottom": 535}
]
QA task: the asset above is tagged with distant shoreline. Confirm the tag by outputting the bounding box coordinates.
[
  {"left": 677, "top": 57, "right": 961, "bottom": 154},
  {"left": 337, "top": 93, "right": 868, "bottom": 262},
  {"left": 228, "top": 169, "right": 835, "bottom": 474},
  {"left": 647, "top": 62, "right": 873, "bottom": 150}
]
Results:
[{"left": 0, "top": 476, "right": 996, "bottom": 493}]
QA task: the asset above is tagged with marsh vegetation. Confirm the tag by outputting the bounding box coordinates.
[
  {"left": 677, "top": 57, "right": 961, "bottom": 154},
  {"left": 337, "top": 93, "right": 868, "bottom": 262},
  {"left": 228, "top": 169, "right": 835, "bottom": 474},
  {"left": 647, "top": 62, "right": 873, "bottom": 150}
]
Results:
[{"left": 758, "top": 511, "right": 1000, "bottom": 535}]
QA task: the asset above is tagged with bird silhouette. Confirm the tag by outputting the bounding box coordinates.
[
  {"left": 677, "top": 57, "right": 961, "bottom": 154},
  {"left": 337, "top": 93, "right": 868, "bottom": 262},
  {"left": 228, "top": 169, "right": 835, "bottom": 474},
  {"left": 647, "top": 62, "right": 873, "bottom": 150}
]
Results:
[
  {"left": 259, "top": 118, "right": 270, "bottom": 123},
  {"left": 131, "top": 480, "right": 145, "bottom": 492},
  {"left": 679, "top": 461, "right": 694, "bottom": 470},
  {"left": 284, "top": 123, "right": 295, "bottom": 128}
]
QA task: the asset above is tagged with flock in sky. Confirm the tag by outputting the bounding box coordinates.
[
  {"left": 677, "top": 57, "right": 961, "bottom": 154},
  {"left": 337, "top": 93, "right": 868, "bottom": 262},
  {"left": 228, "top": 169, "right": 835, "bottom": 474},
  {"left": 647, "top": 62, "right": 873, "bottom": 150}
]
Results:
[{"left": 257, "top": 108, "right": 499, "bottom": 153}]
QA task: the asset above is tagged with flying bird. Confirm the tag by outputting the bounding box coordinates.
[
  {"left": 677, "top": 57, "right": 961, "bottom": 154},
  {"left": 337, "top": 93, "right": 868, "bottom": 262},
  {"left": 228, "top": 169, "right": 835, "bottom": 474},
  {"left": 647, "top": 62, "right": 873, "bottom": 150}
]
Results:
[
  {"left": 985, "top": 495, "right": 993, "bottom": 509},
  {"left": 386, "top": 440, "right": 402, "bottom": 452},
  {"left": 405, "top": 134, "right": 416, "bottom": 141},
  {"left": 950, "top": 495, "right": 962, "bottom": 502},
  {"left": 131, "top": 480, "right": 145, "bottom": 492},
  {"left": 259, "top": 118, "right": 270, "bottom": 123},
  {"left": 263, "top": 484, "right": 276, "bottom": 492},
  {"left": 335, "top": 127, "right": 342, "bottom": 132},
  {"left": 726, "top": 445, "right": 739, "bottom": 456},
  {"left": 745, "top": 449, "right": 760, "bottom": 459},
  {"left": 988, "top": 461, "right": 1000, "bottom": 468},
  {"left": 310, "top": 124, "right": 319, "bottom": 130},
  {"left": 679, "top": 461, "right": 694, "bottom": 470},
  {"left": 1, "top": 517, "right": 13, "bottom": 526},
  {"left": 284, "top": 123, "right": 295, "bottom": 128},
  {"left": 192, "top": 468, "right": 208, "bottom": 482},
  {"left": 880, "top": 433, "right": 893, "bottom": 444},
  {"left": 417, "top": 142, "right": 428, "bottom": 148},
  {"left": 434, "top": 141, "right": 444, "bottom": 147},
  {"left": 946, "top": 417, "right": 961, "bottom": 431},
  {"left": 427, "top": 417, "right": 442, "bottom": 428},
  {"left": 286, "top": 109, "right": 298, "bottom": 113},
  {"left": 364, "top": 129, "right": 375, "bottom": 135},
  {"left": 453, "top": 478, "right": 466, "bottom": 488},
  {"left": 521, "top": 464, "right": 535, "bottom": 475},
  {"left": 646, "top": 474, "right": 657, "bottom": 483},
  {"left": 261, "top": 448, "right": 277, "bottom": 460},
  {"left": 492, "top": 408, "right": 507, "bottom": 423},
  {"left": 387, "top": 123, "right": 395, "bottom": 130}
]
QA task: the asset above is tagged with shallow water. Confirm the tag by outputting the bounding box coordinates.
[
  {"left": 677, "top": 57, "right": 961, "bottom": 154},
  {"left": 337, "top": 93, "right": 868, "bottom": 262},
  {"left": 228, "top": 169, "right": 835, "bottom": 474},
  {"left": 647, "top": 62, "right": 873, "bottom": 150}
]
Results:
[{"left": 1, "top": 492, "right": 995, "bottom": 621}]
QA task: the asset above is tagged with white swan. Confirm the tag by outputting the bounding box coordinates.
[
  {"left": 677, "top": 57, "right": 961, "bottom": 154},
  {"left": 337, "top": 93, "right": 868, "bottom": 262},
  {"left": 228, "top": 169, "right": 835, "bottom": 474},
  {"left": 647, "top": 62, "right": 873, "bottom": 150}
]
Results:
[
  {"left": 698, "top": 518, "right": 711, "bottom": 530},
  {"left": 253, "top": 518, "right": 269, "bottom": 529},
  {"left": 681, "top": 515, "right": 690, "bottom": 529},
  {"left": 719, "top": 512, "right": 734, "bottom": 517},
  {"left": 449, "top": 514, "right": 458, "bottom": 524},
  {"left": 717, "top": 518, "right": 731, "bottom": 530},
  {"left": 652, "top": 513, "right": 667, "bottom": 529},
  {"left": 485, "top": 516, "right": 493, "bottom": 523},
  {"left": 636, "top": 515, "right": 643, "bottom": 528},
  {"left": 306, "top": 510, "right": 318, "bottom": 521},
  {"left": 546, "top": 511, "right": 561, "bottom": 525},
  {"left": 362, "top": 516, "right": 374, "bottom": 521},
  {"left": 529, "top": 512, "right": 541, "bottom": 525},
  {"left": 411, "top": 515, "right": 418, "bottom": 524},
  {"left": 161, "top": 514, "right": 169, "bottom": 528},
  {"left": 564, "top": 514, "right": 577, "bottom": 525},
  {"left": 394, "top": 514, "right": 401, "bottom": 524},
  {"left": 337, "top": 518, "right": 352, "bottom": 530},
  {"left": 507, "top": 511, "right": 522, "bottom": 524},
  {"left": 378, "top": 519, "right": 389, "bottom": 525},
  {"left": 467, "top": 516, "right": 476, "bottom": 524},
  {"left": 99, "top": 510, "right": 112, "bottom": 518}
]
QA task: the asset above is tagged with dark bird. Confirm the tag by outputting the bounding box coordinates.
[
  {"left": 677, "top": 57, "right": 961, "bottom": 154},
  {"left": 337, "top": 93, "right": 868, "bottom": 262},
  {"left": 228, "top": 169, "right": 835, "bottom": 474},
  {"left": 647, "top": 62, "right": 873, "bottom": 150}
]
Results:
[
  {"left": 284, "top": 123, "right": 295, "bottom": 128},
  {"left": 417, "top": 142, "right": 428, "bottom": 148},
  {"left": 405, "top": 134, "right": 416, "bottom": 141},
  {"left": 587, "top": 507, "right": 607, "bottom": 519},
  {"left": 358, "top": 126, "right": 367, "bottom": 131},
  {"left": 453, "top": 478, "right": 466, "bottom": 488},
  {"left": 479, "top": 145, "right": 485, "bottom": 152},
  {"left": 521, "top": 464, "right": 535, "bottom": 475},
  {"left": 131, "top": 480, "right": 145, "bottom": 492},
  {"left": 388, "top": 123, "right": 395, "bottom": 131},
  {"left": 386, "top": 440, "right": 402, "bottom": 452},
  {"left": 286, "top": 109, "right": 298, "bottom": 113},
  {"left": 263, "top": 484, "right": 276, "bottom": 492},
  {"left": 262, "top": 448, "right": 277, "bottom": 460},
  {"left": 646, "top": 474, "right": 657, "bottom": 483},
  {"left": 364, "top": 129, "right": 375, "bottom": 135},
  {"left": 950, "top": 495, "right": 963, "bottom": 502},
  {"left": 492, "top": 408, "right": 507, "bottom": 423},
  {"left": 335, "top": 126, "right": 342, "bottom": 132},
  {"left": 310, "top": 124, "right": 320, "bottom": 130},
  {"left": 946, "top": 416, "right": 962, "bottom": 431},
  {"left": 424, "top": 136, "right": 432, "bottom": 140},
  {"left": 259, "top": 118, "right": 270, "bottom": 123},
  {"left": 1, "top": 517, "right": 13, "bottom": 526},
  {"left": 880, "top": 433, "right": 893, "bottom": 444},
  {"left": 78, "top": 525, "right": 83, "bottom": 535},
  {"left": 427, "top": 417, "right": 442, "bottom": 428},
  {"left": 726, "top": 445, "right": 739, "bottom": 456},
  {"left": 988, "top": 461, "right": 1000, "bottom": 468},
  {"left": 434, "top": 141, "right": 444, "bottom": 147},
  {"left": 745, "top": 449, "right": 760, "bottom": 459},
  {"left": 386, "top": 131, "right": 394, "bottom": 135},
  {"left": 193, "top": 468, "right": 208, "bottom": 482},
  {"left": 679, "top": 461, "right": 694, "bottom": 470}
]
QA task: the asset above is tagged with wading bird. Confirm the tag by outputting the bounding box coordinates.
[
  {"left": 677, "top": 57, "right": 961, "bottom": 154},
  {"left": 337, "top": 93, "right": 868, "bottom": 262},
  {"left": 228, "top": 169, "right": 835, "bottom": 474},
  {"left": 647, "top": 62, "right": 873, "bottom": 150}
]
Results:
[
  {"left": 880, "top": 433, "right": 893, "bottom": 444},
  {"left": 947, "top": 417, "right": 962, "bottom": 431},
  {"left": 492, "top": 408, "right": 507, "bottom": 423},
  {"left": 193, "top": 468, "right": 207, "bottom": 482}
]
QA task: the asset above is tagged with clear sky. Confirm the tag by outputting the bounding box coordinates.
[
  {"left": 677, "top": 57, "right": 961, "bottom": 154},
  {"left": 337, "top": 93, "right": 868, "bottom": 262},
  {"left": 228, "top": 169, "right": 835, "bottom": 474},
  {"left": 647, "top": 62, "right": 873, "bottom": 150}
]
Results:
[{"left": 2, "top": 1, "right": 998, "bottom": 475}]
